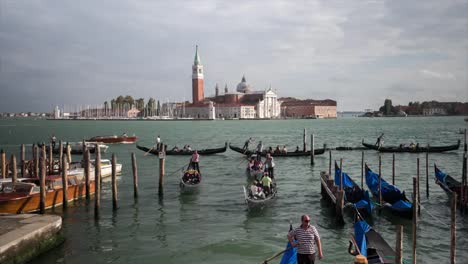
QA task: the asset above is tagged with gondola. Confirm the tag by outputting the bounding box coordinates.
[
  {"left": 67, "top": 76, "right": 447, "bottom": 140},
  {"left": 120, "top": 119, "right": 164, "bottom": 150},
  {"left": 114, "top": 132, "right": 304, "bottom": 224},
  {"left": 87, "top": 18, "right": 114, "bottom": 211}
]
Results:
[
  {"left": 243, "top": 178, "right": 277, "bottom": 210},
  {"left": 229, "top": 143, "right": 325, "bottom": 157},
  {"left": 179, "top": 167, "right": 201, "bottom": 193},
  {"left": 365, "top": 165, "right": 412, "bottom": 218},
  {"left": 434, "top": 164, "right": 468, "bottom": 201},
  {"left": 334, "top": 162, "right": 374, "bottom": 216},
  {"left": 136, "top": 142, "right": 227, "bottom": 155},
  {"left": 362, "top": 139, "right": 460, "bottom": 153},
  {"left": 348, "top": 217, "right": 397, "bottom": 264}
]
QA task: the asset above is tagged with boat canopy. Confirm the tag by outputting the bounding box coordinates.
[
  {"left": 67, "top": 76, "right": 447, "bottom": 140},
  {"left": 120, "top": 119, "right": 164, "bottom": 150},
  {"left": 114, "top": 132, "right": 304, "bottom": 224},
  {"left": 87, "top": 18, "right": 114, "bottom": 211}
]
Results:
[{"left": 354, "top": 220, "right": 371, "bottom": 257}]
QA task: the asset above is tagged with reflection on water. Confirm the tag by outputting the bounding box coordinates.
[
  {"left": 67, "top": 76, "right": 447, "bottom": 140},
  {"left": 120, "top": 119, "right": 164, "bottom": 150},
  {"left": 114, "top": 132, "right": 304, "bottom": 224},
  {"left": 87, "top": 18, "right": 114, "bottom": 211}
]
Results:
[{"left": 2, "top": 117, "right": 467, "bottom": 264}]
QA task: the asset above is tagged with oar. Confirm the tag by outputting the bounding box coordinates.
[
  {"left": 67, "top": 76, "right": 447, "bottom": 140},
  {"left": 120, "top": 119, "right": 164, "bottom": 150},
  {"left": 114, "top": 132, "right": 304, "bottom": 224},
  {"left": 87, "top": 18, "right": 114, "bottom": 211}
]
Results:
[
  {"left": 168, "top": 162, "right": 191, "bottom": 177},
  {"left": 260, "top": 245, "right": 294, "bottom": 264},
  {"left": 144, "top": 147, "right": 155, "bottom": 156}
]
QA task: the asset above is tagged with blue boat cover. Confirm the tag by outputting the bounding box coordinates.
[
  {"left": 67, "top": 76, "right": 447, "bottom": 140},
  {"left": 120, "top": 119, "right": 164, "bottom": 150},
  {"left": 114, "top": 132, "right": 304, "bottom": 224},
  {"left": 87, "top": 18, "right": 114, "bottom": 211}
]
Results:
[
  {"left": 391, "top": 200, "right": 412, "bottom": 210},
  {"left": 365, "top": 168, "right": 401, "bottom": 195},
  {"left": 435, "top": 166, "right": 446, "bottom": 183},
  {"left": 354, "top": 220, "right": 371, "bottom": 257},
  {"left": 335, "top": 166, "right": 354, "bottom": 188},
  {"left": 354, "top": 191, "right": 374, "bottom": 214},
  {"left": 279, "top": 241, "right": 297, "bottom": 264}
]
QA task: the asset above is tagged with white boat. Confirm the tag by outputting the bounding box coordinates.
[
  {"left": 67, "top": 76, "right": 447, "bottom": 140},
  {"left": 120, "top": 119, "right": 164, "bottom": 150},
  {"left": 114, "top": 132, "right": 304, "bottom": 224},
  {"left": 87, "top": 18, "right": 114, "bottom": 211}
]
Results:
[{"left": 68, "top": 159, "right": 122, "bottom": 180}]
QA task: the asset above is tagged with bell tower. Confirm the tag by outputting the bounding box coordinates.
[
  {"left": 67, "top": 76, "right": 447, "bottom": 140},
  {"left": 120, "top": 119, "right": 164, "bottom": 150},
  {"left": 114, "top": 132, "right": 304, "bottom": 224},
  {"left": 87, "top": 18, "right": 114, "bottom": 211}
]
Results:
[{"left": 192, "top": 45, "right": 204, "bottom": 103}]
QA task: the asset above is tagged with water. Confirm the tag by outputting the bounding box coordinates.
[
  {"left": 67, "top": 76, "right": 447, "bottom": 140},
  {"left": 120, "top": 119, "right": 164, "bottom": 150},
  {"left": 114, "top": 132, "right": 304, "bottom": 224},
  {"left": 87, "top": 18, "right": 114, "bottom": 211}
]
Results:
[{"left": 0, "top": 117, "right": 467, "bottom": 264}]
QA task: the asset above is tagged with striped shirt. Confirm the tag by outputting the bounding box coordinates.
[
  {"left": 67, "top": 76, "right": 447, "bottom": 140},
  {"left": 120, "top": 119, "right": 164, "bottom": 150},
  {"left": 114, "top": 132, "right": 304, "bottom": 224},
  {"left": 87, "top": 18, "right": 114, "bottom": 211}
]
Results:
[{"left": 289, "top": 225, "right": 320, "bottom": 254}]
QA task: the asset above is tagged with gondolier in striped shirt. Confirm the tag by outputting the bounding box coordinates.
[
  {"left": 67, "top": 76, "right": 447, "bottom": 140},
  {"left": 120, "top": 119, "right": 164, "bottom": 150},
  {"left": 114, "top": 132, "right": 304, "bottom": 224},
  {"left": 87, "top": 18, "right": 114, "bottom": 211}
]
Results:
[{"left": 287, "top": 214, "right": 323, "bottom": 264}]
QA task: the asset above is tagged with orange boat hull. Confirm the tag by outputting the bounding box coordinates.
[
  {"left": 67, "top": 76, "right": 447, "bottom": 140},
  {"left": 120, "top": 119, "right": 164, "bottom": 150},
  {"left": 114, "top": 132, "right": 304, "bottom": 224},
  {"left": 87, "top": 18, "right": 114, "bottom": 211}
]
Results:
[{"left": 0, "top": 181, "right": 96, "bottom": 214}]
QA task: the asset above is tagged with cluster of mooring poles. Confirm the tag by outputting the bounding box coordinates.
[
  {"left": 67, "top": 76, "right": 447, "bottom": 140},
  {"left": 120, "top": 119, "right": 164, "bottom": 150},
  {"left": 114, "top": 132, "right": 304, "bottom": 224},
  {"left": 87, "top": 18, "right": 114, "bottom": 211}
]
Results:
[{"left": 316, "top": 128, "right": 468, "bottom": 264}]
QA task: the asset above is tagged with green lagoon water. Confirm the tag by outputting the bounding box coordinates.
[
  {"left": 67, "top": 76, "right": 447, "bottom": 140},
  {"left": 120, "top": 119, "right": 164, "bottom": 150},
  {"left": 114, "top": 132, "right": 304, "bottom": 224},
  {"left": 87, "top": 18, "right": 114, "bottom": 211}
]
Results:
[{"left": 0, "top": 116, "right": 467, "bottom": 264}]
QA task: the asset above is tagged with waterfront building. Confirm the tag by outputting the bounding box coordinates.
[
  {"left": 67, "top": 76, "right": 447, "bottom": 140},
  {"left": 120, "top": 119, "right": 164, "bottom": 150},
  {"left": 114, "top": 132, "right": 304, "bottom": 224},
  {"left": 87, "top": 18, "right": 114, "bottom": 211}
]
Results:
[{"left": 281, "top": 98, "right": 337, "bottom": 118}]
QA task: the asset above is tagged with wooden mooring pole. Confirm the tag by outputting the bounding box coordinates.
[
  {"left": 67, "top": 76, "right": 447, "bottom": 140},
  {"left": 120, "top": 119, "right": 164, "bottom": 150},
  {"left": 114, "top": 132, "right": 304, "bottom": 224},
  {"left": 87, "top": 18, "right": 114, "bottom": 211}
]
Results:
[
  {"left": 66, "top": 143, "right": 71, "bottom": 164},
  {"left": 392, "top": 153, "right": 395, "bottom": 185},
  {"left": 158, "top": 145, "right": 166, "bottom": 195},
  {"left": 1, "top": 149, "right": 6, "bottom": 179},
  {"left": 379, "top": 155, "right": 382, "bottom": 208},
  {"left": 339, "top": 158, "right": 343, "bottom": 191},
  {"left": 426, "top": 152, "right": 429, "bottom": 198},
  {"left": 450, "top": 193, "right": 457, "bottom": 264},
  {"left": 417, "top": 158, "right": 421, "bottom": 216},
  {"left": 85, "top": 149, "right": 90, "bottom": 200},
  {"left": 310, "top": 134, "right": 315, "bottom": 165},
  {"left": 328, "top": 150, "right": 332, "bottom": 177},
  {"left": 62, "top": 154, "right": 68, "bottom": 209},
  {"left": 396, "top": 225, "right": 403, "bottom": 264},
  {"left": 39, "top": 156, "right": 46, "bottom": 214},
  {"left": 11, "top": 155, "right": 17, "bottom": 182},
  {"left": 112, "top": 154, "right": 118, "bottom": 210},
  {"left": 94, "top": 144, "right": 101, "bottom": 217},
  {"left": 59, "top": 141, "right": 63, "bottom": 174},
  {"left": 20, "top": 144, "right": 25, "bottom": 178},
  {"left": 412, "top": 177, "right": 417, "bottom": 264},
  {"left": 361, "top": 151, "right": 364, "bottom": 189},
  {"left": 34, "top": 145, "right": 39, "bottom": 178},
  {"left": 48, "top": 143, "right": 53, "bottom": 175},
  {"left": 131, "top": 152, "right": 138, "bottom": 198},
  {"left": 303, "top": 128, "right": 307, "bottom": 152}
]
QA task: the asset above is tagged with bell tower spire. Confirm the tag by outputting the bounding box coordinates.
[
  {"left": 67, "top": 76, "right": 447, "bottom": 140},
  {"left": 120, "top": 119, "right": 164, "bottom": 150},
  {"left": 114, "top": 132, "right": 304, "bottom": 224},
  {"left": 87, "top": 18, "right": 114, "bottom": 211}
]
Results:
[{"left": 192, "top": 45, "right": 204, "bottom": 103}]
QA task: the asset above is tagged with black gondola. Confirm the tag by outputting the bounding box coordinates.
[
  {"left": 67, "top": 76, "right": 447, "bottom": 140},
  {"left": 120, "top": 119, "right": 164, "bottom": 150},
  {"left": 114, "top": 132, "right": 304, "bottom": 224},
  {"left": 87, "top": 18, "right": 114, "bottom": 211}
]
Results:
[
  {"left": 348, "top": 216, "right": 398, "bottom": 264},
  {"left": 434, "top": 164, "right": 468, "bottom": 202},
  {"left": 229, "top": 143, "right": 325, "bottom": 157},
  {"left": 334, "top": 162, "right": 374, "bottom": 216},
  {"left": 136, "top": 142, "right": 227, "bottom": 155},
  {"left": 365, "top": 164, "right": 413, "bottom": 218},
  {"left": 362, "top": 139, "right": 460, "bottom": 153}
]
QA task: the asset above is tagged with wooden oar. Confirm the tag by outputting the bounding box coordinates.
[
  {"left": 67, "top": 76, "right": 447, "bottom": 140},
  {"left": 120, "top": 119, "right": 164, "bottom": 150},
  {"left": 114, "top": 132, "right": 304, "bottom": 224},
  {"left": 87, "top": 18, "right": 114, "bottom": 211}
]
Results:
[
  {"left": 144, "top": 147, "right": 155, "bottom": 156},
  {"left": 260, "top": 245, "right": 294, "bottom": 264}
]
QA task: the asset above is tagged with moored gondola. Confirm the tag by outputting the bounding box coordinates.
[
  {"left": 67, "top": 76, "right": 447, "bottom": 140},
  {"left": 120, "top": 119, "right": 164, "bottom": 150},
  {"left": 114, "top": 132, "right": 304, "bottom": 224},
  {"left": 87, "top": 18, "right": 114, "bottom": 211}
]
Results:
[
  {"left": 365, "top": 165, "right": 412, "bottom": 218},
  {"left": 137, "top": 142, "right": 227, "bottom": 156},
  {"left": 434, "top": 164, "right": 468, "bottom": 201},
  {"left": 334, "top": 162, "right": 374, "bottom": 216},
  {"left": 179, "top": 167, "right": 201, "bottom": 193},
  {"left": 229, "top": 143, "right": 325, "bottom": 157},
  {"left": 362, "top": 139, "right": 460, "bottom": 153},
  {"left": 348, "top": 217, "right": 398, "bottom": 264}
]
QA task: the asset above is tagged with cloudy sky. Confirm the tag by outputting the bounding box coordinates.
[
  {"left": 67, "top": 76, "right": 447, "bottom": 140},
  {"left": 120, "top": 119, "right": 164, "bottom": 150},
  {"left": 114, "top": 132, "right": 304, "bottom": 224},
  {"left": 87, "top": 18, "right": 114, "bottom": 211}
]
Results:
[{"left": 0, "top": 0, "right": 467, "bottom": 112}]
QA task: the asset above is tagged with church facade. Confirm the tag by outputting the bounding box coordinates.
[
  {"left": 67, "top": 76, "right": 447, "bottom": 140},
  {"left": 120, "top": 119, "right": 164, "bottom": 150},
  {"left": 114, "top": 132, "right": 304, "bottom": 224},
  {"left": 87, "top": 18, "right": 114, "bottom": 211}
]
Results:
[{"left": 184, "top": 47, "right": 281, "bottom": 119}]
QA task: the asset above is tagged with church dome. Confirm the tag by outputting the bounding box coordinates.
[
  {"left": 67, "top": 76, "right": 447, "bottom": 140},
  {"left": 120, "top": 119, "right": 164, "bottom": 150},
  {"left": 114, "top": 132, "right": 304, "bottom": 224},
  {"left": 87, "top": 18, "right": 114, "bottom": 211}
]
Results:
[{"left": 236, "top": 75, "right": 251, "bottom": 93}]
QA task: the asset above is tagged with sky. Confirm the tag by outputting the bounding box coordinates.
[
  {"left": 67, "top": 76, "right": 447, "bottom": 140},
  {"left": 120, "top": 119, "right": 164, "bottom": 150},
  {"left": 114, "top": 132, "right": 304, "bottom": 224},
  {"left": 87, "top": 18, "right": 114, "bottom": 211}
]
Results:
[{"left": 0, "top": 0, "right": 467, "bottom": 112}]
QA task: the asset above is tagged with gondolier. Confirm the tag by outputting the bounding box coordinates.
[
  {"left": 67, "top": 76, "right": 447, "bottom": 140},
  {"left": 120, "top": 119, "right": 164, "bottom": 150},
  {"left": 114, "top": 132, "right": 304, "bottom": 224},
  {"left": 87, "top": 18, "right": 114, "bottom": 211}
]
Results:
[
  {"left": 265, "top": 153, "right": 275, "bottom": 178},
  {"left": 288, "top": 214, "right": 323, "bottom": 264},
  {"left": 50, "top": 134, "right": 57, "bottom": 149},
  {"left": 189, "top": 150, "right": 200, "bottom": 172},
  {"left": 243, "top": 137, "right": 254, "bottom": 151},
  {"left": 256, "top": 141, "right": 263, "bottom": 161},
  {"left": 375, "top": 133, "right": 384, "bottom": 147},
  {"left": 156, "top": 135, "right": 161, "bottom": 151}
]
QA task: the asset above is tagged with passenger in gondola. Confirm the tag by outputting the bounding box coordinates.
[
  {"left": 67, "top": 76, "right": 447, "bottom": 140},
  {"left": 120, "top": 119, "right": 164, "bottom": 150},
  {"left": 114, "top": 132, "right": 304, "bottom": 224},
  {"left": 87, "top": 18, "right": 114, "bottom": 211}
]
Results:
[
  {"left": 183, "top": 172, "right": 190, "bottom": 182},
  {"left": 191, "top": 171, "right": 200, "bottom": 184},
  {"left": 268, "top": 146, "right": 273, "bottom": 153},
  {"left": 409, "top": 142, "right": 416, "bottom": 150},
  {"left": 261, "top": 172, "right": 272, "bottom": 196},
  {"left": 274, "top": 145, "right": 281, "bottom": 154},
  {"left": 122, "top": 132, "right": 128, "bottom": 137},
  {"left": 172, "top": 145, "right": 180, "bottom": 152},
  {"left": 187, "top": 145, "right": 192, "bottom": 151},
  {"left": 247, "top": 158, "right": 255, "bottom": 170},
  {"left": 282, "top": 145, "right": 288, "bottom": 153},
  {"left": 183, "top": 145, "right": 188, "bottom": 151},
  {"left": 295, "top": 146, "right": 300, "bottom": 152},
  {"left": 50, "top": 134, "right": 57, "bottom": 150}
]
